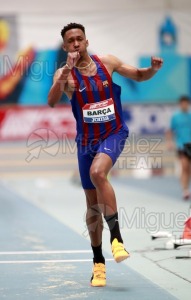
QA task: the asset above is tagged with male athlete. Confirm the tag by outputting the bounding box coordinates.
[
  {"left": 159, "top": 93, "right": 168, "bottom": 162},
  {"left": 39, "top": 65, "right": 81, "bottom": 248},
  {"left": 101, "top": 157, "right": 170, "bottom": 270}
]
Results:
[
  {"left": 48, "top": 23, "right": 163, "bottom": 287},
  {"left": 166, "top": 96, "right": 191, "bottom": 200}
]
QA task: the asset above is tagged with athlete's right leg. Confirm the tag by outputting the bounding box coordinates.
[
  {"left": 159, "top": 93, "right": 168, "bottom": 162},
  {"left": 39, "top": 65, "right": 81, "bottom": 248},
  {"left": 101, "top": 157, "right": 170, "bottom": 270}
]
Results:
[
  {"left": 84, "top": 189, "right": 103, "bottom": 248},
  {"left": 77, "top": 144, "right": 104, "bottom": 247},
  {"left": 77, "top": 144, "right": 106, "bottom": 286},
  {"left": 84, "top": 189, "right": 106, "bottom": 286}
]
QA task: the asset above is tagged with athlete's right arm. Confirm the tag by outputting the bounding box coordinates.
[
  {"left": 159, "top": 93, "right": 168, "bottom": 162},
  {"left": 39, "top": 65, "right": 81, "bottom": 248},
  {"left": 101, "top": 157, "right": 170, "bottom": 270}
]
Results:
[
  {"left": 48, "top": 66, "right": 71, "bottom": 107},
  {"left": 48, "top": 51, "right": 80, "bottom": 107},
  {"left": 166, "top": 115, "right": 176, "bottom": 151}
]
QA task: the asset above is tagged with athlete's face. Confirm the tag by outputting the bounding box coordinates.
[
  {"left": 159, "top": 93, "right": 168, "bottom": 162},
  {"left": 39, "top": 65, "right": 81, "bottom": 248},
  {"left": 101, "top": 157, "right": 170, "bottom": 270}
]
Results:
[
  {"left": 180, "top": 100, "right": 190, "bottom": 112},
  {"left": 63, "top": 28, "right": 89, "bottom": 56}
]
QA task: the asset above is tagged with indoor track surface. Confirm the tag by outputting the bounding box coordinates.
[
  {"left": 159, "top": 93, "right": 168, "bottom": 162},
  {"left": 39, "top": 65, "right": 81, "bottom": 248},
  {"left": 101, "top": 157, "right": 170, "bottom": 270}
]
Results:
[{"left": 0, "top": 142, "right": 190, "bottom": 299}]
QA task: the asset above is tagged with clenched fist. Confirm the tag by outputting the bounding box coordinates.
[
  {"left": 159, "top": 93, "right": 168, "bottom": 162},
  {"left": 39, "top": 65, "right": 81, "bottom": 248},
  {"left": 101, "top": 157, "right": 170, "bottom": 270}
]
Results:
[
  {"left": 151, "top": 56, "right": 163, "bottom": 71},
  {"left": 66, "top": 51, "right": 80, "bottom": 69}
]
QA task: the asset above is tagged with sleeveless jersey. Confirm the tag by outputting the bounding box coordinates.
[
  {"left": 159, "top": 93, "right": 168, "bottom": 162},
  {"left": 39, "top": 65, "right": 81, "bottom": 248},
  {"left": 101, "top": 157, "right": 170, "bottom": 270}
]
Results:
[{"left": 70, "top": 55, "right": 128, "bottom": 145}]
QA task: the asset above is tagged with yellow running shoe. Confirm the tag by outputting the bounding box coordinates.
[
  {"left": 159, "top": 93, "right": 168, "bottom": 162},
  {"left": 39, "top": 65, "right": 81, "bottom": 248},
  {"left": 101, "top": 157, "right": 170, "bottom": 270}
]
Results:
[
  {"left": 90, "top": 263, "right": 106, "bottom": 287},
  {"left": 111, "top": 238, "right": 130, "bottom": 263}
]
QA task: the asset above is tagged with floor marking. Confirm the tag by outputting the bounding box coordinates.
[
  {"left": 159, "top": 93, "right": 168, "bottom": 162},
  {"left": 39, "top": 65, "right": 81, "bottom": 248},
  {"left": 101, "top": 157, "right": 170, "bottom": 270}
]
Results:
[
  {"left": 0, "top": 250, "right": 92, "bottom": 255},
  {"left": 0, "top": 259, "right": 114, "bottom": 264}
]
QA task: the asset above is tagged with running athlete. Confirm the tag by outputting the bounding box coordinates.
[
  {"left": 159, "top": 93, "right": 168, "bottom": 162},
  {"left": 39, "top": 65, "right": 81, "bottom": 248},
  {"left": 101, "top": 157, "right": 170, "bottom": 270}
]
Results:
[
  {"left": 166, "top": 96, "right": 191, "bottom": 200},
  {"left": 48, "top": 23, "right": 163, "bottom": 287}
]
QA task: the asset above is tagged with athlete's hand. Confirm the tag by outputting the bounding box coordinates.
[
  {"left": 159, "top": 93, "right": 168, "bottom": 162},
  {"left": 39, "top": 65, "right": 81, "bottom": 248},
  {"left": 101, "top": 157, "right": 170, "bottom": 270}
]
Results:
[
  {"left": 151, "top": 56, "right": 163, "bottom": 71},
  {"left": 66, "top": 51, "right": 80, "bottom": 69}
]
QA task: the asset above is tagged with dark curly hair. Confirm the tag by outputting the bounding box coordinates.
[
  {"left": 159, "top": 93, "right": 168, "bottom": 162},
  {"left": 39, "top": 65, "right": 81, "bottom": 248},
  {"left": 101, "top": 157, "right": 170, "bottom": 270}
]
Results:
[
  {"left": 61, "top": 23, "right": 85, "bottom": 39},
  {"left": 179, "top": 95, "right": 190, "bottom": 103}
]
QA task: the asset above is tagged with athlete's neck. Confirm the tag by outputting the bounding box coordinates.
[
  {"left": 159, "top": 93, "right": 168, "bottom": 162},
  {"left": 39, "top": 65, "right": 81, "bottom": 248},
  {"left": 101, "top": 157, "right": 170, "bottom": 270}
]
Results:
[{"left": 75, "top": 54, "right": 92, "bottom": 70}]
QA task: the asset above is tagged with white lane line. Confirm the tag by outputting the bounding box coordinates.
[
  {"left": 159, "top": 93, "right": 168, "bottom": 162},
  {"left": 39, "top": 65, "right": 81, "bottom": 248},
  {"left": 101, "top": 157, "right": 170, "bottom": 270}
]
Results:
[
  {"left": 0, "top": 259, "right": 114, "bottom": 264},
  {"left": 0, "top": 250, "right": 92, "bottom": 255}
]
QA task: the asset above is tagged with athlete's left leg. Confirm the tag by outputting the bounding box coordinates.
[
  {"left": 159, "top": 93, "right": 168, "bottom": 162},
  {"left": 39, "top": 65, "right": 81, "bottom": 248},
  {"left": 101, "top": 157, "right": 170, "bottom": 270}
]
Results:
[
  {"left": 90, "top": 129, "right": 128, "bottom": 218},
  {"left": 89, "top": 129, "right": 130, "bottom": 262},
  {"left": 90, "top": 152, "right": 129, "bottom": 262},
  {"left": 179, "top": 154, "right": 191, "bottom": 200}
]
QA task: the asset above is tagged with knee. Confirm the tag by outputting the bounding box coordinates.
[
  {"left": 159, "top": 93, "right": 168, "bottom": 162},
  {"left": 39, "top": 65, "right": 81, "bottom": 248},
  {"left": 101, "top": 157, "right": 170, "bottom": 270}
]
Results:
[{"left": 90, "top": 168, "right": 106, "bottom": 186}]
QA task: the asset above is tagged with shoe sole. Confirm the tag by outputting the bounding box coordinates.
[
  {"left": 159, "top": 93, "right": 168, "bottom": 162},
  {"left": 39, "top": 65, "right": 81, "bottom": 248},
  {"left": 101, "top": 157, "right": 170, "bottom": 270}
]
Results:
[
  {"left": 90, "top": 283, "right": 106, "bottom": 287},
  {"left": 114, "top": 253, "right": 130, "bottom": 263}
]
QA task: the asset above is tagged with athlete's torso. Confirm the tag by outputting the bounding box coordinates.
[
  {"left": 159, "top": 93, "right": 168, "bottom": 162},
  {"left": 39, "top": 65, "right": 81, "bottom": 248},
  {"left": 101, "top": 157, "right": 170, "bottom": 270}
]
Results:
[
  {"left": 68, "top": 55, "right": 128, "bottom": 145},
  {"left": 171, "top": 110, "right": 191, "bottom": 149}
]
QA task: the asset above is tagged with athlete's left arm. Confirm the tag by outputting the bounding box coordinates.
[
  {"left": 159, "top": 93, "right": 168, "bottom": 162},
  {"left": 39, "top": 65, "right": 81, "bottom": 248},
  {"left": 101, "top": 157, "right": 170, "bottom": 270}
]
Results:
[{"left": 107, "top": 55, "right": 163, "bottom": 82}]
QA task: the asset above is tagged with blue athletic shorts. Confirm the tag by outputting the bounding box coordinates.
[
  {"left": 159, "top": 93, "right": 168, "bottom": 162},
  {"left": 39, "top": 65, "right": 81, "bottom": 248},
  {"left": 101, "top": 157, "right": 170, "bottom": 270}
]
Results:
[{"left": 77, "top": 128, "right": 129, "bottom": 189}]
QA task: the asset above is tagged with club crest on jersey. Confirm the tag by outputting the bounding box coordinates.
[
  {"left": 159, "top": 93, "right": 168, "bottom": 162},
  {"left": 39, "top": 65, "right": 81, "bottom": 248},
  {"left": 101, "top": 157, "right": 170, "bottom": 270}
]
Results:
[
  {"left": 102, "top": 80, "right": 109, "bottom": 87},
  {"left": 82, "top": 98, "right": 116, "bottom": 123}
]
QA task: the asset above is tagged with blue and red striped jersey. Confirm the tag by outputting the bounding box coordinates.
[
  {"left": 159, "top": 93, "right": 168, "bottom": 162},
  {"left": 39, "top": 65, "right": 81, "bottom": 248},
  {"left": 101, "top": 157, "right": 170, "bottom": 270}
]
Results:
[{"left": 70, "top": 55, "right": 128, "bottom": 145}]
